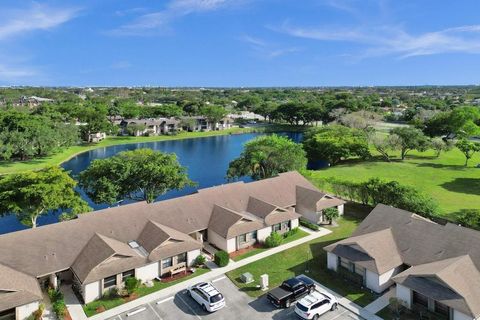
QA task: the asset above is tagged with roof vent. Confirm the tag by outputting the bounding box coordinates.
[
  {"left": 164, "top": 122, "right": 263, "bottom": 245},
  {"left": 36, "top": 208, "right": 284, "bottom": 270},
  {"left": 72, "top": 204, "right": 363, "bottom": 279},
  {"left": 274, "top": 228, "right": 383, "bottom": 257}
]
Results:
[{"left": 128, "top": 241, "right": 140, "bottom": 249}]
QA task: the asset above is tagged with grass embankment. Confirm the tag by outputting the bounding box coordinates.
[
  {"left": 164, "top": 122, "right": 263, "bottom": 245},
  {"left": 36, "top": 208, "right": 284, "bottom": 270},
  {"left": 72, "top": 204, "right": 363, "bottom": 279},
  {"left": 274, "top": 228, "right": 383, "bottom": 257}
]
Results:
[
  {"left": 231, "top": 229, "right": 310, "bottom": 262},
  {"left": 226, "top": 214, "right": 376, "bottom": 307},
  {"left": 83, "top": 268, "right": 210, "bottom": 317},
  {"left": 0, "top": 128, "right": 253, "bottom": 175},
  {"left": 307, "top": 148, "right": 480, "bottom": 219}
]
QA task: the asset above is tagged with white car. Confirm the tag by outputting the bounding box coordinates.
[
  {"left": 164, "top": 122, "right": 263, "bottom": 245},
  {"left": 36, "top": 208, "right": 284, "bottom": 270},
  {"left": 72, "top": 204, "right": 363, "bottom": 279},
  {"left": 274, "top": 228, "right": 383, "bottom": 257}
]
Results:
[
  {"left": 187, "top": 282, "right": 226, "bottom": 312},
  {"left": 294, "top": 289, "right": 338, "bottom": 320}
]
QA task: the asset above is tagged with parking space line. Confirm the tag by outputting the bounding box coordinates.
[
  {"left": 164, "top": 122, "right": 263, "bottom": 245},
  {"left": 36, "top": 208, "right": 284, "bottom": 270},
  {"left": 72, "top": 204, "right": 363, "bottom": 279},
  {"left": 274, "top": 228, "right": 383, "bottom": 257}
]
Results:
[
  {"left": 177, "top": 294, "right": 202, "bottom": 320},
  {"left": 148, "top": 303, "right": 163, "bottom": 320},
  {"left": 126, "top": 307, "right": 146, "bottom": 317},
  {"left": 117, "top": 316, "right": 123, "bottom": 320},
  {"left": 330, "top": 309, "right": 348, "bottom": 320},
  {"left": 211, "top": 276, "right": 226, "bottom": 283},
  {"left": 156, "top": 296, "right": 174, "bottom": 304}
]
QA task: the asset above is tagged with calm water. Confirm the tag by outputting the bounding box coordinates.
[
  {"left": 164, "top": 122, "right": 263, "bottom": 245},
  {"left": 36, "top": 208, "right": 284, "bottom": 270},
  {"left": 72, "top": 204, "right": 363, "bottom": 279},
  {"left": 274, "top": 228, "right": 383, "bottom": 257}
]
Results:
[{"left": 0, "top": 132, "right": 303, "bottom": 234}]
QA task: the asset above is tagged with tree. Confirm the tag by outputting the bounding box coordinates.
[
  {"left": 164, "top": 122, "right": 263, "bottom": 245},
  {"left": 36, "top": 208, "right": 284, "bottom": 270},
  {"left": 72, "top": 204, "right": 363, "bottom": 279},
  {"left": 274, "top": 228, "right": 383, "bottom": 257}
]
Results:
[
  {"left": 227, "top": 134, "right": 307, "bottom": 180},
  {"left": 323, "top": 207, "right": 339, "bottom": 224},
  {"left": 124, "top": 277, "right": 141, "bottom": 296},
  {"left": 253, "top": 102, "right": 277, "bottom": 122},
  {"left": 390, "top": 127, "right": 430, "bottom": 160},
  {"left": 369, "top": 134, "right": 401, "bottom": 162},
  {"left": 79, "top": 148, "right": 195, "bottom": 204},
  {"left": 0, "top": 167, "right": 90, "bottom": 228},
  {"left": 303, "top": 125, "right": 370, "bottom": 165},
  {"left": 456, "top": 139, "right": 480, "bottom": 166},
  {"left": 339, "top": 110, "right": 381, "bottom": 131},
  {"left": 200, "top": 105, "right": 228, "bottom": 125},
  {"left": 423, "top": 106, "right": 480, "bottom": 138},
  {"left": 430, "top": 137, "right": 452, "bottom": 157}
]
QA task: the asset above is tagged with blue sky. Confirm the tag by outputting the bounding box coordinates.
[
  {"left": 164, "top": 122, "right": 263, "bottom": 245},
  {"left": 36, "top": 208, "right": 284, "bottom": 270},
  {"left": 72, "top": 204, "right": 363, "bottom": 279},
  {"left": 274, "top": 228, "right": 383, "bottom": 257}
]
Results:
[{"left": 1, "top": 0, "right": 480, "bottom": 87}]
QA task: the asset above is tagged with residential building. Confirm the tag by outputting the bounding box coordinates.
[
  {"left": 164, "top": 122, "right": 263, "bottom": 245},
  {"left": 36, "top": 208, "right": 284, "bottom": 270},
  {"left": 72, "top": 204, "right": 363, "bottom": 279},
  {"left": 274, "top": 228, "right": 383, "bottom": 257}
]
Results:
[
  {"left": 325, "top": 204, "right": 480, "bottom": 320},
  {"left": 180, "top": 116, "right": 232, "bottom": 132},
  {"left": 0, "top": 171, "right": 341, "bottom": 319},
  {"left": 120, "top": 118, "right": 180, "bottom": 136}
]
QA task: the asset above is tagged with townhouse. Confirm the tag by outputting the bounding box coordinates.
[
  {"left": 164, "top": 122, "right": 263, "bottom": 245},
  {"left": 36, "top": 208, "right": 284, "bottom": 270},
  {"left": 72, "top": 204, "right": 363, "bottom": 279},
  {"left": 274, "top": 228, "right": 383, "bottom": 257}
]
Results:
[
  {"left": 325, "top": 204, "right": 480, "bottom": 320},
  {"left": 0, "top": 171, "right": 343, "bottom": 319}
]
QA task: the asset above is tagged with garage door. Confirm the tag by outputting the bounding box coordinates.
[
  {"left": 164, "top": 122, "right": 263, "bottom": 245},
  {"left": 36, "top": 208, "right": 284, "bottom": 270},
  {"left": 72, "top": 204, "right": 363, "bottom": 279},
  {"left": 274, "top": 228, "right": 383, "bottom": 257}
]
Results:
[{"left": 0, "top": 308, "right": 15, "bottom": 320}]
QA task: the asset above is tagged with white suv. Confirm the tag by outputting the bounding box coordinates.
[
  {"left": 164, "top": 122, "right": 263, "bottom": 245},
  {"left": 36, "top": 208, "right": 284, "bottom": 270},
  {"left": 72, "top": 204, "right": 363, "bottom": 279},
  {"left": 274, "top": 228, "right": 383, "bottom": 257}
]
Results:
[
  {"left": 187, "top": 282, "right": 226, "bottom": 312},
  {"left": 294, "top": 289, "right": 338, "bottom": 320}
]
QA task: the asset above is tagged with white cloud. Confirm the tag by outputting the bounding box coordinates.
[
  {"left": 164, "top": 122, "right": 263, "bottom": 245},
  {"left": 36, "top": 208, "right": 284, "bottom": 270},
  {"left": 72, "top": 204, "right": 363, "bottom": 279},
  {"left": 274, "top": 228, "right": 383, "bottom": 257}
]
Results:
[
  {"left": 274, "top": 21, "right": 480, "bottom": 59},
  {"left": 240, "top": 34, "right": 301, "bottom": 59},
  {"left": 0, "top": 2, "right": 80, "bottom": 40},
  {"left": 109, "top": 0, "right": 238, "bottom": 36}
]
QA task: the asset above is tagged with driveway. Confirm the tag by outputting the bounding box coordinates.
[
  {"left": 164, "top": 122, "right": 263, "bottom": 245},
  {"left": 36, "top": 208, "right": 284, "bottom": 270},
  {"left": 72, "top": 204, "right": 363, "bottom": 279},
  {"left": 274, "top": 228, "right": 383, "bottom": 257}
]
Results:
[{"left": 106, "top": 276, "right": 362, "bottom": 320}]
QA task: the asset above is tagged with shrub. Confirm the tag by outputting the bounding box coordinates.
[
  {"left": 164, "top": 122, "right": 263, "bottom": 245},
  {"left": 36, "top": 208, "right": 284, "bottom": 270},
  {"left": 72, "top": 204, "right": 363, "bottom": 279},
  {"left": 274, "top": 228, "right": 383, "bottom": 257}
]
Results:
[
  {"left": 195, "top": 254, "right": 206, "bottom": 266},
  {"left": 102, "top": 287, "right": 119, "bottom": 299},
  {"left": 265, "top": 232, "right": 283, "bottom": 248},
  {"left": 124, "top": 277, "right": 141, "bottom": 295},
  {"left": 299, "top": 218, "right": 319, "bottom": 231},
  {"left": 47, "top": 288, "right": 63, "bottom": 301},
  {"left": 32, "top": 303, "right": 45, "bottom": 320},
  {"left": 283, "top": 227, "right": 299, "bottom": 238},
  {"left": 214, "top": 250, "right": 230, "bottom": 267},
  {"left": 52, "top": 299, "right": 67, "bottom": 320},
  {"left": 323, "top": 208, "right": 339, "bottom": 224}
]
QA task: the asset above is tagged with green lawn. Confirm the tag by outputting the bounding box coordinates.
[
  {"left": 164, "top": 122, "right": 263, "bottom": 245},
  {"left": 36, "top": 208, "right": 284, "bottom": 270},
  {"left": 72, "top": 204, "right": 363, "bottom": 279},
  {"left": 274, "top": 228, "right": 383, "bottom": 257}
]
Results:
[
  {"left": 225, "top": 216, "right": 376, "bottom": 307},
  {"left": 83, "top": 268, "right": 210, "bottom": 317},
  {"left": 0, "top": 127, "right": 253, "bottom": 175},
  {"left": 231, "top": 229, "right": 310, "bottom": 262},
  {"left": 306, "top": 148, "right": 480, "bottom": 219}
]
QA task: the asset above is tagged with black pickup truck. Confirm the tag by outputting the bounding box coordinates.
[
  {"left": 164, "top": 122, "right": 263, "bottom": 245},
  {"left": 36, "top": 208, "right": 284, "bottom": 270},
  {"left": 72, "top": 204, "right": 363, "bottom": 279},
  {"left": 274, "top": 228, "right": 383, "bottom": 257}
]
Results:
[{"left": 267, "top": 276, "right": 315, "bottom": 308}]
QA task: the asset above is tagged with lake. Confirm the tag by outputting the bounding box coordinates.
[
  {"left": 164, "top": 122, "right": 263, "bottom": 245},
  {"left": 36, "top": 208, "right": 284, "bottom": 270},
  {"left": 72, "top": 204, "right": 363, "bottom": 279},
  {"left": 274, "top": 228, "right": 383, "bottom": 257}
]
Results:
[{"left": 0, "top": 132, "right": 304, "bottom": 234}]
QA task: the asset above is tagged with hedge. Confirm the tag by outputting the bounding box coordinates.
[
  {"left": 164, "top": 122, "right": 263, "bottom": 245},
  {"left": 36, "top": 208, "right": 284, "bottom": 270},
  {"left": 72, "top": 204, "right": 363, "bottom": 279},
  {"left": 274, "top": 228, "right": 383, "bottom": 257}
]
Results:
[{"left": 214, "top": 250, "right": 230, "bottom": 267}]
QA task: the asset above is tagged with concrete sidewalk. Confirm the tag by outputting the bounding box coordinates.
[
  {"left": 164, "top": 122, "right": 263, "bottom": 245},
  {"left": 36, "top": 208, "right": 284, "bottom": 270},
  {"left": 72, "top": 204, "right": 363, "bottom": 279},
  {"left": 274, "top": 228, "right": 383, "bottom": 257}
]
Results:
[
  {"left": 66, "top": 227, "right": 332, "bottom": 320},
  {"left": 364, "top": 287, "right": 395, "bottom": 314}
]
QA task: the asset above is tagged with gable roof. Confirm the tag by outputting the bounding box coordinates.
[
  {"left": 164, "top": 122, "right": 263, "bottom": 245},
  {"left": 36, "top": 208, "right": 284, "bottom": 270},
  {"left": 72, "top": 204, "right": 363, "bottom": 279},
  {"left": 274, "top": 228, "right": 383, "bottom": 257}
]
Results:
[
  {"left": 325, "top": 228, "right": 403, "bottom": 274},
  {"left": 208, "top": 205, "right": 264, "bottom": 239},
  {"left": 0, "top": 263, "right": 42, "bottom": 312},
  {"left": 393, "top": 255, "right": 480, "bottom": 317},
  {"left": 295, "top": 185, "right": 345, "bottom": 212},
  {"left": 246, "top": 197, "right": 301, "bottom": 226},
  {"left": 71, "top": 233, "right": 145, "bottom": 284}
]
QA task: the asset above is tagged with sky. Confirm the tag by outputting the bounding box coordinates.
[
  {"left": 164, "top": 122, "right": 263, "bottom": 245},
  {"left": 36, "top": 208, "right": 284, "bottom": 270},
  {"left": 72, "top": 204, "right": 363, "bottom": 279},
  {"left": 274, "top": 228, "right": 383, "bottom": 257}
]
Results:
[{"left": 0, "top": 0, "right": 480, "bottom": 87}]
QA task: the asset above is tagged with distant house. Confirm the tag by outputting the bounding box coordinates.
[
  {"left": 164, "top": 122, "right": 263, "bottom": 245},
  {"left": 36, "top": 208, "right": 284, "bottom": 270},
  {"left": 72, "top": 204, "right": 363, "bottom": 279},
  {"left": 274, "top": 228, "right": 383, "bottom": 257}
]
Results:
[
  {"left": 0, "top": 171, "right": 328, "bottom": 315},
  {"left": 120, "top": 118, "right": 180, "bottom": 136},
  {"left": 87, "top": 132, "right": 106, "bottom": 143},
  {"left": 325, "top": 204, "right": 480, "bottom": 320},
  {"left": 181, "top": 116, "right": 232, "bottom": 132},
  {"left": 17, "top": 96, "right": 54, "bottom": 107}
]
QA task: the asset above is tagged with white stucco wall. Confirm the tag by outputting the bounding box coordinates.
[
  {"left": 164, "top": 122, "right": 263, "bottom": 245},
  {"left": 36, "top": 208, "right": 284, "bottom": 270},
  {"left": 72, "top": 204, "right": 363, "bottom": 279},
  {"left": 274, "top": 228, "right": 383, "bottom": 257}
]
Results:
[
  {"left": 396, "top": 284, "right": 412, "bottom": 309},
  {"left": 290, "top": 218, "right": 299, "bottom": 229},
  {"left": 257, "top": 226, "right": 272, "bottom": 243},
  {"left": 366, "top": 269, "right": 381, "bottom": 293},
  {"left": 453, "top": 309, "right": 475, "bottom": 320},
  {"left": 296, "top": 209, "right": 321, "bottom": 224},
  {"left": 16, "top": 301, "right": 39, "bottom": 320},
  {"left": 365, "top": 266, "right": 401, "bottom": 293},
  {"left": 84, "top": 281, "right": 101, "bottom": 304},
  {"left": 136, "top": 262, "right": 159, "bottom": 283},
  {"left": 208, "top": 229, "right": 236, "bottom": 253},
  {"left": 337, "top": 204, "right": 344, "bottom": 215},
  {"left": 327, "top": 252, "right": 338, "bottom": 271},
  {"left": 187, "top": 249, "right": 201, "bottom": 266}
]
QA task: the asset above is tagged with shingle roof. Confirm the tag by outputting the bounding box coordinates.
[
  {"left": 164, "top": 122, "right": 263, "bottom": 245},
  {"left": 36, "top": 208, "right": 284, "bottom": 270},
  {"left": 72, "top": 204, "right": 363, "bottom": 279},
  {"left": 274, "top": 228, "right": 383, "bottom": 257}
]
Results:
[
  {"left": 393, "top": 255, "right": 480, "bottom": 317},
  {"left": 246, "top": 197, "right": 301, "bottom": 226},
  {"left": 295, "top": 185, "right": 345, "bottom": 212},
  {"left": 0, "top": 263, "right": 42, "bottom": 312},
  {"left": 208, "top": 205, "right": 264, "bottom": 239}
]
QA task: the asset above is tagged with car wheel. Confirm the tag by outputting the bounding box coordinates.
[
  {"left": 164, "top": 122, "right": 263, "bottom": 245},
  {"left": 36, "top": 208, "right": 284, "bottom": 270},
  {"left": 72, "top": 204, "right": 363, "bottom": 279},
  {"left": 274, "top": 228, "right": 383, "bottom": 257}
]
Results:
[
  {"left": 285, "top": 300, "right": 291, "bottom": 308},
  {"left": 331, "top": 303, "right": 338, "bottom": 311},
  {"left": 313, "top": 315, "right": 319, "bottom": 320}
]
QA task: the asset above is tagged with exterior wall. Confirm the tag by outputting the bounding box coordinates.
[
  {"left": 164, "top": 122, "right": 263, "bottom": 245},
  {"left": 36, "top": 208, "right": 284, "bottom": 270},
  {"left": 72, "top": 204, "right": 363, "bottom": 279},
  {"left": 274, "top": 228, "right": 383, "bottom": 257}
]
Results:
[
  {"left": 296, "top": 207, "right": 321, "bottom": 224},
  {"left": 83, "top": 281, "right": 101, "bottom": 304},
  {"left": 15, "top": 301, "right": 39, "bottom": 320},
  {"left": 365, "top": 266, "right": 401, "bottom": 293},
  {"left": 337, "top": 204, "right": 344, "bottom": 215},
  {"left": 365, "top": 270, "right": 381, "bottom": 293},
  {"left": 208, "top": 229, "right": 236, "bottom": 253},
  {"left": 136, "top": 262, "right": 159, "bottom": 282},
  {"left": 396, "top": 284, "right": 412, "bottom": 309},
  {"left": 257, "top": 226, "right": 272, "bottom": 243},
  {"left": 187, "top": 249, "right": 201, "bottom": 266},
  {"left": 327, "top": 252, "right": 338, "bottom": 271},
  {"left": 290, "top": 218, "right": 299, "bottom": 229},
  {"left": 453, "top": 309, "right": 475, "bottom": 320}
]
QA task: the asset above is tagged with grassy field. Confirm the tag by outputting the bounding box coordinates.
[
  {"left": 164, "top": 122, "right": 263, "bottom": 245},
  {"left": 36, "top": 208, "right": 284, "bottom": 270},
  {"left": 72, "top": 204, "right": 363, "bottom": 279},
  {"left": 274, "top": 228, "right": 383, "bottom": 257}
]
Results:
[
  {"left": 83, "top": 268, "right": 210, "bottom": 316},
  {"left": 226, "top": 214, "right": 376, "bottom": 307},
  {"left": 306, "top": 148, "right": 480, "bottom": 219},
  {"left": 0, "top": 128, "right": 253, "bottom": 175}
]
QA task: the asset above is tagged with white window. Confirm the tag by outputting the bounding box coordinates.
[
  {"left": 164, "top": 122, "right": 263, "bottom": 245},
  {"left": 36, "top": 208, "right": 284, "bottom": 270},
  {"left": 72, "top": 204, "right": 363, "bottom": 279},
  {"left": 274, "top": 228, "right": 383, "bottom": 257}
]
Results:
[{"left": 162, "top": 257, "right": 173, "bottom": 269}]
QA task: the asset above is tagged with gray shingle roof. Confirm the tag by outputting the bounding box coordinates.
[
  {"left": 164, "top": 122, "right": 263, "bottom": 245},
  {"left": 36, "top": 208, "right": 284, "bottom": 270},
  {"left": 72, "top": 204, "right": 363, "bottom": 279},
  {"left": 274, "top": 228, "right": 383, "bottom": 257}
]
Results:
[{"left": 0, "top": 264, "right": 42, "bottom": 312}]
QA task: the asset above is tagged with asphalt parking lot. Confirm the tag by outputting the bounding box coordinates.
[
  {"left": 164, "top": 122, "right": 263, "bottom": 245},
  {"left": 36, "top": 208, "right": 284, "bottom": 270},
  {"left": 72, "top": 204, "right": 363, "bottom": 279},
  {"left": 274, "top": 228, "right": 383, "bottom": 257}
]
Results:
[{"left": 107, "top": 276, "right": 363, "bottom": 320}]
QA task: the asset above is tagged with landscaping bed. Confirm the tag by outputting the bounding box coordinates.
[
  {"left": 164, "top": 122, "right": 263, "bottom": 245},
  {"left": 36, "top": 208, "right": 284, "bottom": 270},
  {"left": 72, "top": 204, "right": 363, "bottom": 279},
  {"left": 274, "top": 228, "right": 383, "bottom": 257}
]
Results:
[
  {"left": 226, "top": 216, "right": 376, "bottom": 307},
  {"left": 83, "top": 268, "right": 210, "bottom": 317}
]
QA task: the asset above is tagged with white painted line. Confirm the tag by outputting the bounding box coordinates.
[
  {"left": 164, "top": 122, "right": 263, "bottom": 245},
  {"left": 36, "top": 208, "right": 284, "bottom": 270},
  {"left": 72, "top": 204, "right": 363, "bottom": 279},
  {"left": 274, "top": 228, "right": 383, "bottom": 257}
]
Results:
[
  {"left": 330, "top": 310, "right": 348, "bottom": 320},
  {"left": 126, "top": 307, "right": 147, "bottom": 317},
  {"left": 156, "top": 296, "right": 174, "bottom": 305},
  {"left": 177, "top": 294, "right": 201, "bottom": 320},
  {"left": 211, "top": 276, "right": 226, "bottom": 283},
  {"left": 117, "top": 316, "right": 123, "bottom": 320},
  {"left": 148, "top": 304, "right": 163, "bottom": 320}
]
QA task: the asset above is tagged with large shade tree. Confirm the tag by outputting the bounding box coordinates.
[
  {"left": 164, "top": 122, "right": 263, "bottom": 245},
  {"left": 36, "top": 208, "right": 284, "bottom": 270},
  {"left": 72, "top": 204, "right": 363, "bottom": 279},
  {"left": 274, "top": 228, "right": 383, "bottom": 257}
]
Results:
[
  {"left": 79, "top": 148, "right": 195, "bottom": 204},
  {"left": 0, "top": 166, "right": 90, "bottom": 228},
  {"left": 227, "top": 134, "right": 307, "bottom": 180},
  {"left": 390, "top": 127, "right": 430, "bottom": 160}
]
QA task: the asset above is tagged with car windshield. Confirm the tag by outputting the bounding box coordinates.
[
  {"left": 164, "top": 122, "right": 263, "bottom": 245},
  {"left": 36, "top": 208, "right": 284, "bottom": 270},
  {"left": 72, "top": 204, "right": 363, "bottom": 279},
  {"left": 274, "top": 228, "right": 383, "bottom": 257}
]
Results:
[
  {"left": 296, "top": 303, "right": 309, "bottom": 312},
  {"left": 210, "top": 293, "right": 223, "bottom": 303}
]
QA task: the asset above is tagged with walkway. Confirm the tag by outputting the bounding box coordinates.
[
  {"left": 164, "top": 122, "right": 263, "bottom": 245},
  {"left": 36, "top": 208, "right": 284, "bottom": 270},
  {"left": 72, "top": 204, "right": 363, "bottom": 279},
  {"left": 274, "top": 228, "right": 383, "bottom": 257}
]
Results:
[
  {"left": 66, "top": 226, "right": 332, "bottom": 320},
  {"left": 364, "top": 286, "right": 396, "bottom": 314},
  {"left": 41, "top": 292, "right": 56, "bottom": 320}
]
